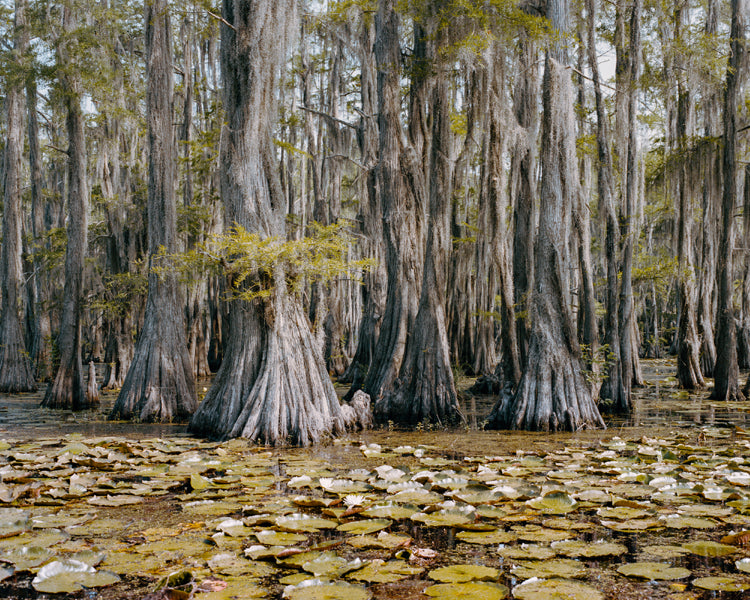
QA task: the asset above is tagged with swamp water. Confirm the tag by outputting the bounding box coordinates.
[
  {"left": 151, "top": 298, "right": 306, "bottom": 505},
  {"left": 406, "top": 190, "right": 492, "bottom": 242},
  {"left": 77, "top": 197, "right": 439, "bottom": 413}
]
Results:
[{"left": 0, "top": 359, "right": 749, "bottom": 599}]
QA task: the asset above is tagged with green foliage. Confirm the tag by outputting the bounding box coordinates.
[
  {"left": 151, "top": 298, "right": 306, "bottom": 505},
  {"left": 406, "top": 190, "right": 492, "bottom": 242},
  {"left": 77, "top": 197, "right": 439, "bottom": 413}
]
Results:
[
  {"left": 90, "top": 266, "right": 148, "bottom": 318},
  {"left": 27, "top": 227, "right": 67, "bottom": 274},
  {"left": 633, "top": 249, "right": 679, "bottom": 299},
  {"left": 177, "top": 203, "right": 213, "bottom": 240},
  {"left": 168, "top": 222, "right": 375, "bottom": 304}
]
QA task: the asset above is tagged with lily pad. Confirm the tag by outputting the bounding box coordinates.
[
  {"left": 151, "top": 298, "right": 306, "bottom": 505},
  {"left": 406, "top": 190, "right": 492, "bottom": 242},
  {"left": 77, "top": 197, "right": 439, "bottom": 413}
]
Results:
[
  {"left": 31, "top": 559, "right": 120, "bottom": 593},
  {"left": 277, "top": 514, "right": 338, "bottom": 533},
  {"left": 283, "top": 579, "right": 371, "bottom": 600},
  {"left": 302, "top": 552, "right": 362, "bottom": 578},
  {"left": 512, "top": 578, "right": 604, "bottom": 600},
  {"left": 255, "top": 530, "right": 308, "bottom": 546},
  {"left": 412, "top": 508, "right": 476, "bottom": 528},
  {"left": 347, "top": 559, "right": 423, "bottom": 583},
  {"left": 527, "top": 492, "right": 579, "bottom": 514},
  {"left": 551, "top": 540, "right": 628, "bottom": 558},
  {"left": 616, "top": 562, "right": 690, "bottom": 580},
  {"left": 682, "top": 540, "right": 738, "bottom": 557},
  {"left": 362, "top": 503, "right": 418, "bottom": 520},
  {"left": 429, "top": 564, "right": 499, "bottom": 583},
  {"left": 456, "top": 530, "right": 516, "bottom": 545},
  {"left": 424, "top": 582, "right": 509, "bottom": 599},
  {"left": 512, "top": 559, "right": 587, "bottom": 580},
  {"left": 337, "top": 519, "right": 391, "bottom": 535},
  {"left": 0, "top": 546, "right": 55, "bottom": 570},
  {"left": 346, "top": 532, "right": 411, "bottom": 550},
  {"left": 692, "top": 576, "right": 750, "bottom": 592}
]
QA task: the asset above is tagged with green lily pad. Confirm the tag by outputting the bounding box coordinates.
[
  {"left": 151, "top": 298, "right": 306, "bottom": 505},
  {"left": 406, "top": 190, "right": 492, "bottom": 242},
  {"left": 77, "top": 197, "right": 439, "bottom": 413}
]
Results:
[
  {"left": 255, "top": 530, "right": 308, "bottom": 546},
  {"left": 277, "top": 514, "right": 338, "bottom": 533},
  {"left": 496, "top": 545, "right": 556, "bottom": 560},
  {"left": 346, "top": 532, "right": 411, "bottom": 550},
  {"left": 283, "top": 579, "right": 371, "bottom": 600},
  {"left": 412, "top": 507, "right": 476, "bottom": 528},
  {"left": 424, "top": 582, "right": 509, "bottom": 599},
  {"left": 429, "top": 564, "right": 499, "bottom": 583},
  {"left": 347, "top": 559, "right": 423, "bottom": 583},
  {"left": 551, "top": 540, "right": 628, "bottom": 558},
  {"left": 692, "top": 576, "right": 750, "bottom": 591},
  {"left": 31, "top": 559, "right": 120, "bottom": 593},
  {"left": 302, "top": 552, "right": 363, "bottom": 578},
  {"left": 207, "top": 552, "right": 277, "bottom": 578},
  {"left": 616, "top": 562, "right": 690, "bottom": 580},
  {"left": 362, "top": 503, "right": 418, "bottom": 520},
  {"left": 512, "top": 559, "right": 587, "bottom": 580},
  {"left": 662, "top": 515, "right": 717, "bottom": 529},
  {"left": 0, "top": 546, "right": 55, "bottom": 570},
  {"left": 456, "top": 529, "right": 516, "bottom": 545},
  {"left": 512, "top": 578, "right": 604, "bottom": 600},
  {"left": 682, "top": 540, "right": 738, "bottom": 557},
  {"left": 641, "top": 545, "right": 689, "bottom": 559},
  {"left": 337, "top": 519, "right": 391, "bottom": 535},
  {"left": 527, "top": 492, "right": 579, "bottom": 514}
]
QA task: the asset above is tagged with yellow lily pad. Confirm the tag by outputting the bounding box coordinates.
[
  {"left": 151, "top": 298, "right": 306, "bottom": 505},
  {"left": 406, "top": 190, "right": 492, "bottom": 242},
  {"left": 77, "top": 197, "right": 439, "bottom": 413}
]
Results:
[
  {"left": 682, "top": 540, "right": 738, "bottom": 557},
  {"left": 255, "top": 530, "right": 308, "bottom": 546},
  {"left": 692, "top": 576, "right": 750, "bottom": 591},
  {"left": 456, "top": 529, "right": 516, "bottom": 545},
  {"left": 347, "top": 559, "right": 423, "bottom": 583},
  {"left": 512, "top": 578, "right": 604, "bottom": 600},
  {"left": 31, "top": 559, "right": 120, "bottom": 593},
  {"left": 277, "top": 514, "right": 338, "bottom": 533},
  {"left": 512, "top": 558, "right": 587, "bottom": 580},
  {"left": 283, "top": 579, "right": 371, "bottom": 600},
  {"left": 424, "top": 582, "right": 509, "bottom": 599},
  {"left": 527, "top": 492, "right": 579, "bottom": 514},
  {"left": 429, "top": 564, "right": 499, "bottom": 583},
  {"left": 616, "top": 562, "right": 691, "bottom": 580}
]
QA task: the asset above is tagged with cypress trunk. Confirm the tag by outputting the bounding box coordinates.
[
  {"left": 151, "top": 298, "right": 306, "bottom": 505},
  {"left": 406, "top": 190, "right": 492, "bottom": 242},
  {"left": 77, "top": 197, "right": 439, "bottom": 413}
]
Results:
[
  {"left": 189, "top": 0, "right": 345, "bottom": 445},
  {"left": 110, "top": 0, "right": 197, "bottom": 421},
  {"left": 0, "top": 0, "right": 36, "bottom": 393}
]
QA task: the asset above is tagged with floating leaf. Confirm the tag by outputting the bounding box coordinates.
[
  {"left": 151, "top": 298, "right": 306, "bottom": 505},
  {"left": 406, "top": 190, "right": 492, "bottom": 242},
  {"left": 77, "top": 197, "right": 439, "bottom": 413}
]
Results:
[
  {"left": 277, "top": 514, "right": 338, "bottom": 533},
  {"left": 412, "top": 507, "right": 476, "bottom": 528},
  {"left": 512, "top": 559, "right": 587, "bottom": 580},
  {"left": 362, "top": 503, "right": 418, "bottom": 520},
  {"left": 346, "top": 532, "right": 411, "bottom": 550},
  {"left": 551, "top": 540, "right": 628, "bottom": 558},
  {"left": 527, "top": 491, "right": 579, "bottom": 514},
  {"left": 255, "top": 530, "right": 308, "bottom": 546},
  {"left": 0, "top": 546, "right": 54, "bottom": 570},
  {"left": 616, "top": 562, "right": 690, "bottom": 580},
  {"left": 692, "top": 576, "right": 750, "bottom": 592},
  {"left": 456, "top": 530, "right": 516, "bottom": 545},
  {"left": 207, "top": 552, "right": 277, "bottom": 578},
  {"left": 423, "top": 582, "right": 509, "bottom": 599},
  {"left": 31, "top": 559, "right": 120, "bottom": 593},
  {"left": 283, "top": 578, "right": 371, "bottom": 600},
  {"left": 337, "top": 518, "right": 391, "bottom": 535},
  {"left": 512, "top": 578, "right": 604, "bottom": 600},
  {"left": 347, "top": 559, "right": 423, "bottom": 583},
  {"left": 302, "top": 552, "right": 362, "bottom": 578},
  {"left": 429, "top": 564, "right": 499, "bottom": 583},
  {"left": 496, "top": 545, "right": 556, "bottom": 560},
  {"left": 682, "top": 540, "right": 737, "bottom": 557}
]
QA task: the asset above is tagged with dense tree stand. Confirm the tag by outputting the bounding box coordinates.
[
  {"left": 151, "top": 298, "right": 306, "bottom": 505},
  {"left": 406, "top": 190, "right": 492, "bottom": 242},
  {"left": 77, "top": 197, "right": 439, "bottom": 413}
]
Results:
[
  {"left": 487, "top": 55, "right": 605, "bottom": 432},
  {"left": 190, "top": 285, "right": 345, "bottom": 445}
]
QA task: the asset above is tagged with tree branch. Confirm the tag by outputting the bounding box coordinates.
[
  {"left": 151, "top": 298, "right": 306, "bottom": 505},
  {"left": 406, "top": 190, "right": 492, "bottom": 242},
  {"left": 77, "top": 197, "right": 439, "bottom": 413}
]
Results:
[
  {"left": 206, "top": 9, "right": 236, "bottom": 32},
  {"left": 298, "top": 105, "right": 358, "bottom": 130}
]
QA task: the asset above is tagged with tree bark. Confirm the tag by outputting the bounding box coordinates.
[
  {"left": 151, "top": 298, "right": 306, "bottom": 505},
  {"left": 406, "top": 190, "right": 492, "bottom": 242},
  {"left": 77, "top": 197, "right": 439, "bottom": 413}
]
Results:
[
  {"left": 487, "top": 0, "right": 604, "bottom": 432},
  {"left": 0, "top": 0, "right": 37, "bottom": 393},
  {"left": 110, "top": 0, "right": 197, "bottom": 421},
  {"left": 189, "top": 0, "right": 345, "bottom": 445},
  {"left": 714, "top": 0, "right": 746, "bottom": 401},
  {"left": 362, "top": 0, "right": 425, "bottom": 406},
  {"left": 375, "top": 29, "right": 461, "bottom": 426},
  {"left": 42, "top": 5, "right": 91, "bottom": 410}
]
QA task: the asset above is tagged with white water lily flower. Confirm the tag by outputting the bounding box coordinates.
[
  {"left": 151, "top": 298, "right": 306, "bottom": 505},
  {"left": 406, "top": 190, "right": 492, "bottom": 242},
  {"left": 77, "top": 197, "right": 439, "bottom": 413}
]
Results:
[{"left": 343, "top": 494, "right": 367, "bottom": 507}]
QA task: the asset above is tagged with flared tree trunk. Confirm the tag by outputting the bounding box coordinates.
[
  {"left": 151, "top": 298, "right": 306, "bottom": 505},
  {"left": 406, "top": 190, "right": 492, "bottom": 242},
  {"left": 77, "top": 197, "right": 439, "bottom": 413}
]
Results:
[
  {"left": 362, "top": 0, "right": 425, "bottom": 405},
  {"left": 487, "top": 8, "right": 605, "bottom": 431},
  {"left": 110, "top": 0, "right": 197, "bottom": 421},
  {"left": 0, "top": 0, "right": 36, "bottom": 393},
  {"left": 714, "top": 0, "right": 746, "bottom": 401},
  {"left": 42, "top": 6, "right": 90, "bottom": 410},
  {"left": 375, "top": 51, "right": 461, "bottom": 426},
  {"left": 189, "top": 0, "right": 344, "bottom": 445}
]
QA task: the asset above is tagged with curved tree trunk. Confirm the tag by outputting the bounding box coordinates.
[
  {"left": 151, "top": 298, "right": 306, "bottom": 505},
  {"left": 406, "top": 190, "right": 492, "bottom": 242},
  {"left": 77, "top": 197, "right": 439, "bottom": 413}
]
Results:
[
  {"left": 375, "top": 47, "right": 461, "bottom": 426},
  {"left": 714, "top": 0, "right": 746, "bottom": 401},
  {"left": 189, "top": 0, "right": 344, "bottom": 445},
  {"left": 487, "top": 14, "right": 605, "bottom": 432},
  {"left": 42, "top": 6, "right": 91, "bottom": 410},
  {"left": 110, "top": 0, "right": 197, "bottom": 421}
]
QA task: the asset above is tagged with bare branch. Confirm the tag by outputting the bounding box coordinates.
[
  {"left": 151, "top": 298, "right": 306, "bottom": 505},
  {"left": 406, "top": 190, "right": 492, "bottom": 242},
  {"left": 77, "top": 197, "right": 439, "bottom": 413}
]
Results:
[
  {"left": 298, "top": 105, "right": 358, "bottom": 130},
  {"left": 206, "top": 9, "right": 236, "bottom": 32}
]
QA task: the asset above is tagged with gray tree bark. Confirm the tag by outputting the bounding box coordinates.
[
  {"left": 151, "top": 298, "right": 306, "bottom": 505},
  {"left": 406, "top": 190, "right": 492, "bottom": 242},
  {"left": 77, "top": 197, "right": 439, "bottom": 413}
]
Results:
[
  {"left": 714, "top": 0, "right": 747, "bottom": 400},
  {"left": 42, "top": 5, "right": 91, "bottom": 410},
  {"left": 0, "top": 0, "right": 37, "bottom": 393},
  {"left": 487, "top": 0, "right": 605, "bottom": 432},
  {"left": 110, "top": 0, "right": 197, "bottom": 421},
  {"left": 189, "top": 0, "right": 345, "bottom": 445}
]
